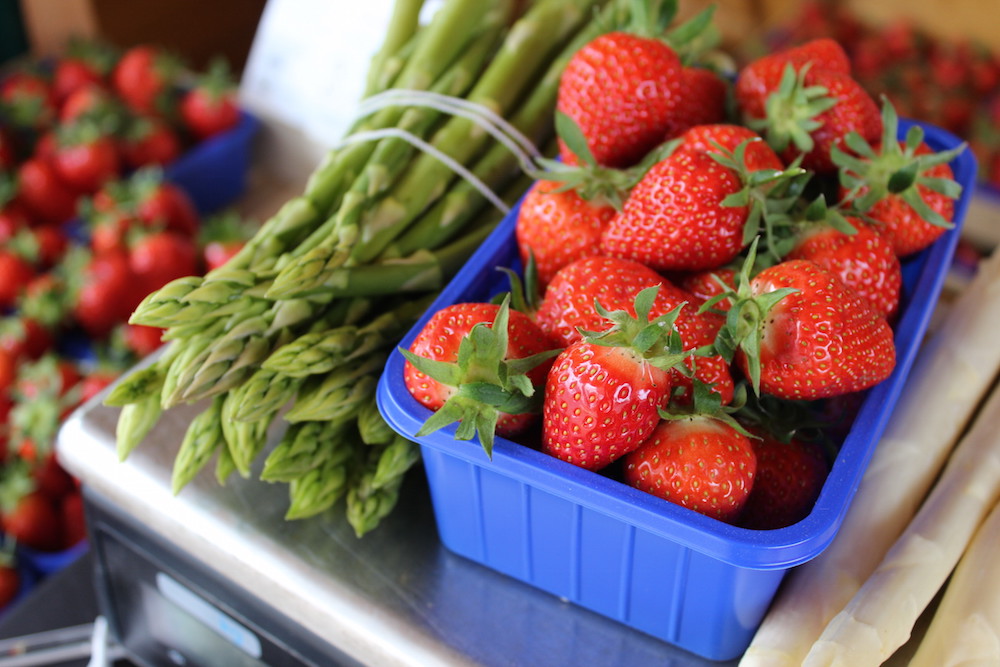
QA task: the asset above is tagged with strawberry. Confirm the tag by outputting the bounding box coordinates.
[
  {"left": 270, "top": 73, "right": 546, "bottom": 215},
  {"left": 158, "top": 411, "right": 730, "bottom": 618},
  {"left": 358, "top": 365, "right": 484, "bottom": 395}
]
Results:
[
  {"left": 401, "top": 297, "right": 559, "bottom": 456},
  {"left": 536, "top": 256, "right": 681, "bottom": 346},
  {"left": 678, "top": 267, "right": 737, "bottom": 312},
  {"left": 515, "top": 113, "right": 642, "bottom": 286},
  {"left": 535, "top": 256, "right": 734, "bottom": 405},
  {"left": 51, "top": 121, "right": 123, "bottom": 194},
  {"left": 674, "top": 124, "right": 785, "bottom": 171},
  {"left": 668, "top": 67, "right": 730, "bottom": 137},
  {"left": 51, "top": 39, "right": 117, "bottom": 106},
  {"left": 623, "top": 415, "right": 757, "bottom": 523},
  {"left": 744, "top": 62, "right": 881, "bottom": 174},
  {"left": 515, "top": 182, "right": 615, "bottom": 287},
  {"left": 835, "top": 102, "right": 966, "bottom": 257},
  {"left": 734, "top": 37, "right": 852, "bottom": 120},
  {"left": 120, "top": 115, "right": 182, "bottom": 169},
  {"left": 198, "top": 211, "right": 256, "bottom": 272},
  {"left": 554, "top": 0, "right": 712, "bottom": 168},
  {"left": 0, "top": 69, "right": 57, "bottom": 132},
  {"left": 735, "top": 36, "right": 881, "bottom": 174},
  {"left": 542, "top": 287, "right": 688, "bottom": 470},
  {"left": 600, "top": 130, "right": 800, "bottom": 272},
  {"left": 112, "top": 45, "right": 182, "bottom": 116},
  {"left": 601, "top": 149, "right": 745, "bottom": 271},
  {"left": 716, "top": 243, "right": 896, "bottom": 400},
  {"left": 785, "top": 216, "right": 902, "bottom": 320},
  {"left": 736, "top": 427, "right": 828, "bottom": 530},
  {"left": 557, "top": 30, "right": 682, "bottom": 168}
]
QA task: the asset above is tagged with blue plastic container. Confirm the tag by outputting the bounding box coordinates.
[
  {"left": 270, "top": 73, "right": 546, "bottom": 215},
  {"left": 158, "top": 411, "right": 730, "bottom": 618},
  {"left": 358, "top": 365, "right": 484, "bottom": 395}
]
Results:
[
  {"left": 165, "top": 111, "right": 260, "bottom": 215},
  {"left": 16, "top": 539, "right": 88, "bottom": 578},
  {"left": 377, "top": 120, "right": 976, "bottom": 661}
]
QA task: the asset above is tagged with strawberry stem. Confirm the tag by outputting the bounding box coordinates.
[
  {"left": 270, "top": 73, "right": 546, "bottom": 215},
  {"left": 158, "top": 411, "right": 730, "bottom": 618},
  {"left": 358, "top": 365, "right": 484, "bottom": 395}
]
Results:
[
  {"left": 400, "top": 295, "right": 560, "bottom": 458},
  {"left": 833, "top": 98, "right": 967, "bottom": 229}
]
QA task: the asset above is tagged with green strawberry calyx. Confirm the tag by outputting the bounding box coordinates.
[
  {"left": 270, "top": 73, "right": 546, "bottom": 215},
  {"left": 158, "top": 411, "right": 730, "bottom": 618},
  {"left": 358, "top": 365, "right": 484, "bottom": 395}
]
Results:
[
  {"left": 529, "top": 111, "right": 671, "bottom": 209},
  {"left": 706, "top": 238, "right": 798, "bottom": 396},
  {"left": 832, "top": 98, "right": 966, "bottom": 230},
  {"left": 758, "top": 192, "right": 860, "bottom": 264},
  {"left": 750, "top": 62, "right": 837, "bottom": 155},
  {"left": 603, "top": 0, "right": 717, "bottom": 64},
  {"left": 733, "top": 388, "right": 838, "bottom": 456},
  {"left": 661, "top": 379, "right": 754, "bottom": 438},
  {"left": 704, "top": 137, "right": 810, "bottom": 253},
  {"left": 580, "top": 285, "right": 695, "bottom": 373},
  {"left": 399, "top": 295, "right": 561, "bottom": 458}
]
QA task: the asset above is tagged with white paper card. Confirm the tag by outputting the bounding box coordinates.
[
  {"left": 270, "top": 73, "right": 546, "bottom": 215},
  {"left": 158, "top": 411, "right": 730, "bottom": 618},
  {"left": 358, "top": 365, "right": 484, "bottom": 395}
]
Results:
[{"left": 238, "top": 0, "right": 445, "bottom": 180}]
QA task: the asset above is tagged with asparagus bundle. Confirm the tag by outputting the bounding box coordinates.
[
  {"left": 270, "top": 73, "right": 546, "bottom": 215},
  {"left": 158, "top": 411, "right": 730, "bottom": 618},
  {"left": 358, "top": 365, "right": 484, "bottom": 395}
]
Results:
[{"left": 107, "top": 0, "right": 628, "bottom": 536}]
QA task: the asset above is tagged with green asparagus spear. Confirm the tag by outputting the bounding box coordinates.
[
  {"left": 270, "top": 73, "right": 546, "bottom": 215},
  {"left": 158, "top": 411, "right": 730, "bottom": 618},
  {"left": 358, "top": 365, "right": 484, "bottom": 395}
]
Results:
[
  {"left": 215, "top": 440, "right": 237, "bottom": 486},
  {"left": 172, "top": 396, "right": 226, "bottom": 494},
  {"left": 115, "top": 394, "right": 164, "bottom": 461},
  {"left": 261, "top": 419, "right": 355, "bottom": 483},
  {"left": 284, "top": 362, "right": 383, "bottom": 424},
  {"left": 285, "top": 453, "right": 352, "bottom": 520},
  {"left": 346, "top": 465, "right": 405, "bottom": 538},
  {"left": 357, "top": 396, "right": 397, "bottom": 446},
  {"left": 262, "top": 295, "right": 433, "bottom": 377},
  {"left": 372, "top": 436, "right": 421, "bottom": 489},
  {"left": 363, "top": 0, "right": 426, "bottom": 98},
  {"left": 346, "top": 0, "right": 603, "bottom": 265},
  {"left": 220, "top": 386, "right": 278, "bottom": 478}
]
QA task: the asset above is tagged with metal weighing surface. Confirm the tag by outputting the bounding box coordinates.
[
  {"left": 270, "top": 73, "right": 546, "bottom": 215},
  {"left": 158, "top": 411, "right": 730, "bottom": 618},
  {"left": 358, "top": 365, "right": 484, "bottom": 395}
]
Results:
[{"left": 56, "top": 392, "right": 736, "bottom": 667}]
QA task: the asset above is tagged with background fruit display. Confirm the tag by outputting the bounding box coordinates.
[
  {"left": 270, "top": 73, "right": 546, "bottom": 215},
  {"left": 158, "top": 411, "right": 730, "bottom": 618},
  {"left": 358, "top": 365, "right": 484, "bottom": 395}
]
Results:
[
  {"left": 0, "top": 38, "right": 258, "bottom": 609},
  {"left": 740, "top": 0, "right": 1000, "bottom": 190}
]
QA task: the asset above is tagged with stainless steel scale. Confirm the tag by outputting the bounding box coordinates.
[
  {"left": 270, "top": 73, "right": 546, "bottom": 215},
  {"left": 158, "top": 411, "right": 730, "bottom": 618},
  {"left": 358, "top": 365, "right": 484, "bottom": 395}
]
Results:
[{"left": 51, "top": 385, "right": 732, "bottom": 667}]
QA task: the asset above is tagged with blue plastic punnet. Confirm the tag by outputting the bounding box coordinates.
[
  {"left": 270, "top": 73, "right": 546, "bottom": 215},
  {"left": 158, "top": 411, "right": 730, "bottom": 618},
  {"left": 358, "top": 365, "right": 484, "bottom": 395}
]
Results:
[
  {"left": 165, "top": 111, "right": 260, "bottom": 215},
  {"left": 377, "top": 120, "right": 976, "bottom": 661}
]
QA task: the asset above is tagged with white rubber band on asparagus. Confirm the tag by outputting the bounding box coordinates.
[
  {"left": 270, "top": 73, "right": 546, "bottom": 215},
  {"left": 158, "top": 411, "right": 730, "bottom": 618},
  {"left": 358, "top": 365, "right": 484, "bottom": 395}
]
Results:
[
  {"left": 355, "top": 89, "right": 543, "bottom": 173},
  {"left": 335, "top": 127, "right": 511, "bottom": 213}
]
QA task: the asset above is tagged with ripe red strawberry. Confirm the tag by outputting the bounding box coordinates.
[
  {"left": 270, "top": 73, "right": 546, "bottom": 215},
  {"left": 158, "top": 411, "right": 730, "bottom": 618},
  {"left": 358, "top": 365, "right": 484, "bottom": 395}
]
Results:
[
  {"left": 121, "top": 115, "right": 182, "bottom": 169},
  {"left": 514, "top": 113, "right": 639, "bottom": 288},
  {"left": 786, "top": 217, "right": 902, "bottom": 320},
  {"left": 536, "top": 256, "right": 677, "bottom": 346},
  {"left": 179, "top": 59, "right": 241, "bottom": 141},
  {"left": 668, "top": 67, "right": 729, "bottom": 138},
  {"left": 51, "top": 125, "right": 122, "bottom": 194},
  {"left": 0, "top": 70, "right": 57, "bottom": 132},
  {"left": 741, "top": 59, "right": 881, "bottom": 174},
  {"left": 542, "top": 287, "right": 688, "bottom": 470},
  {"left": 15, "top": 157, "right": 80, "bottom": 225},
  {"left": 836, "top": 103, "right": 965, "bottom": 257},
  {"left": 602, "top": 123, "right": 805, "bottom": 272},
  {"left": 0, "top": 249, "right": 35, "bottom": 309},
  {"left": 536, "top": 256, "right": 734, "bottom": 405},
  {"left": 735, "top": 38, "right": 852, "bottom": 120},
  {"left": 678, "top": 267, "right": 737, "bottom": 312},
  {"left": 674, "top": 124, "right": 785, "bottom": 171},
  {"left": 623, "top": 416, "right": 757, "bottom": 523},
  {"left": 132, "top": 173, "right": 200, "bottom": 236},
  {"left": 402, "top": 297, "right": 559, "bottom": 456},
  {"left": 718, "top": 247, "right": 896, "bottom": 400},
  {"left": 121, "top": 323, "right": 166, "bottom": 357},
  {"left": 112, "top": 45, "right": 181, "bottom": 115},
  {"left": 515, "top": 181, "right": 614, "bottom": 287},
  {"left": 129, "top": 229, "right": 200, "bottom": 295},
  {"left": 737, "top": 428, "right": 828, "bottom": 530},
  {"left": 51, "top": 40, "right": 116, "bottom": 106},
  {"left": 556, "top": 31, "right": 683, "bottom": 168},
  {"left": 600, "top": 149, "right": 748, "bottom": 271},
  {"left": 58, "top": 84, "right": 117, "bottom": 124}
]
